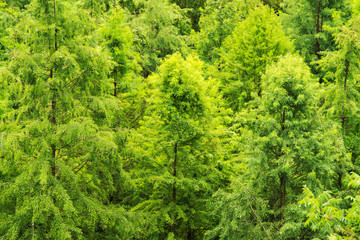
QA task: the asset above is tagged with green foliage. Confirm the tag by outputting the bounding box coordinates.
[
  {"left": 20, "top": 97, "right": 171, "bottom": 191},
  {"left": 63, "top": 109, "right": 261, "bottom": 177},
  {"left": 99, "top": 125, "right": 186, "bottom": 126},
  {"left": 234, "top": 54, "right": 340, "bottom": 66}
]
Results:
[
  {"left": 194, "top": 0, "right": 262, "bottom": 64},
  {"left": 0, "top": 0, "right": 138, "bottom": 238},
  {"left": 319, "top": 17, "right": 360, "bottom": 185},
  {"left": 205, "top": 184, "right": 274, "bottom": 240},
  {"left": 299, "top": 7, "right": 360, "bottom": 239},
  {"left": 101, "top": 8, "right": 134, "bottom": 88},
  {"left": 0, "top": 0, "right": 19, "bottom": 63},
  {"left": 300, "top": 173, "right": 360, "bottom": 239},
  {"left": 4, "top": 0, "right": 31, "bottom": 9},
  {"left": 2, "top": 0, "right": 360, "bottom": 239},
  {"left": 261, "top": 0, "right": 282, "bottom": 10},
  {"left": 124, "top": 53, "right": 225, "bottom": 239},
  {"left": 170, "top": 0, "right": 206, "bottom": 31},
  {"left": 221, "top": 4, "right": 293, "bottom": 111},
  {"left": 129, "top": 0, "right": 190, "bottom": 77},
  {"left": 149, "top": 53, "right": 209, "bottom": 142},
  {"left": 207, "top": 54, "right": 341, "bottom": 239},
  {"left": 281, "top": 0, "right": 350, "bottom": 77},
  {"left": 248, "top": 54, "right": 338, "bottom": 191},
  {"left": 99, "top": 7, "right": 145, "bottom": 130}
]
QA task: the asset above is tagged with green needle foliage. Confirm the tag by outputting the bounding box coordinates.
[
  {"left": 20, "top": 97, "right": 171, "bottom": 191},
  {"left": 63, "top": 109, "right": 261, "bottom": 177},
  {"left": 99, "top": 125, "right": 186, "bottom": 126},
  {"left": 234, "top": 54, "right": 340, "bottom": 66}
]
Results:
[
  {"left": 170, "top": 0, "right": 206, "bottom": 31},
  {"left": 2, "top": 0, "right": 360, "bottom": 239},
  {"left": 193, "top": 0, "right": 262, "bottom": 64},
  {"left": 99, "top": 7, "right": 144, "bottom": 129},
  {"left": 318, "top": 16, "right": 360, "bottom": 188},
  {"left": 129, "top": 0, "right": 189, "bottom": 77},
  {"left": 0, "top": 0, "right": 137, "bottom": 238},
  {"left": 220, "top": 4, "right": 292, "bottom": 112},
  {"left": 127, "top": 52, "right": 224, "bottom": 239},
  {"left": 101, "top": 8, "right": 134, "bottom": 96},
  {"left": 300, "top": 173, "right": 360, "bottom": 239},
  {"left": 281, "top": 0, "right": 350, "bottom": 78},
  {"left": 207, "top": 54, "right": 341, "bottom": 239},
  {"left": 293, "top": 4, "right": 360, "bottom": 240},
  {"left": 0, "top": 0, "right": 19, "bottom": 64}
]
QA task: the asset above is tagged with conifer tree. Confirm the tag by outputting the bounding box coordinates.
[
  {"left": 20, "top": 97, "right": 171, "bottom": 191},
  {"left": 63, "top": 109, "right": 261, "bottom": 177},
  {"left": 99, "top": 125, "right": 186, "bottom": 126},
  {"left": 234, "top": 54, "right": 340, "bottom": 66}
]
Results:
[
  {"left": 281, "top": 0, "right": 350, "bottom": 78},
  {"left": 194, "top": 0, "right": 261, "bottom": 64},
  {"left": 4, "top": 0, "right": 31, "bottom": 9},
  {"left": 0, "top": 0, "right": 16, "bottom": 118},
  {"left": 292, "top": 7, "right": 360, "bottom": 239},
  {"left": 221, "top": 4, "right": 292, "bottom": 111},
  {"left": 169, "top": 0, "right": 206, "bottom": 31},
  {"left": 127, "top": 52, "right": 224, "bottom": 239},
  {"left": 128, "top": 0, "right": 189, "bottom": 77},
  {"left": 207, "top": 54, "right": 341, "bottom": 239},
  {"left": 0, "top": 0, "right": 18, "bottom": 64},
  {"left": 318, "top": 16, "right": 360, "bottom": 189},
  {"left": 100, "top": 7, "right": 144, "bottom": 129},
  {"left": 0, "top": 0, "right": 136, "bottom": 238}
]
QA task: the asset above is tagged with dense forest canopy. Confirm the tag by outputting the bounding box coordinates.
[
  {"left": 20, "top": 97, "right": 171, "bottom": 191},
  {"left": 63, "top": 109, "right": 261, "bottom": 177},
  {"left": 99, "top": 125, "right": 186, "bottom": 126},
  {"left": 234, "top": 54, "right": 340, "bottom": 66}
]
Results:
[{"left": 1, "top": 0, "right": 360, "bottom": 239}]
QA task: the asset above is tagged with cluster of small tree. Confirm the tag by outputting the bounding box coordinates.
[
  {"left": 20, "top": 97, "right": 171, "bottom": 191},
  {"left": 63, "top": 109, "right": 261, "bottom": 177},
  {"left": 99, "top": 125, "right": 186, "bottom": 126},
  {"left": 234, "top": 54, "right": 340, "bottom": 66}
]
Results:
[{"left": 1, "top": 0, "right": 360, "bottom": 239}]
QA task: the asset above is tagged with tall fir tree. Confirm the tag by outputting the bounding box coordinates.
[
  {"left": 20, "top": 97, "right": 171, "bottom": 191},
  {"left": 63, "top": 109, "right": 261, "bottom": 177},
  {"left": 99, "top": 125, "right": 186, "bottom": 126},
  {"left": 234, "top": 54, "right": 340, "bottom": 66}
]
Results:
[
  {"left": 207, "top": 54, "right": 342, "bottom": 239},
  {"left": 0, "top": 0, "right": 137, "bottom": 238},
  {"left": 317, "top": 12, "right": 360, "bottom": 190},
  {"left": 281, "top": 0, "right": 350, "bottom": 79},
  {"left": 193, "top": 0, "right": 261, "bottom": 64},
  {"left": 169, "top": 0, "right": 206, "bottom": 31},
  {"left": 100, "top": 6, "right": 144, "bottom": 129},
  {"left": 128, "top": 0, "right": 190, "bottom": 77},
  {"left": 0, "top": 0, "right": 19, "bottom": 64},
  {"left": 220, "top": 4, "right": 292, "bottom": 112},
  {"left": 125, "top": 52, "right": 224, "bottom": 239}
]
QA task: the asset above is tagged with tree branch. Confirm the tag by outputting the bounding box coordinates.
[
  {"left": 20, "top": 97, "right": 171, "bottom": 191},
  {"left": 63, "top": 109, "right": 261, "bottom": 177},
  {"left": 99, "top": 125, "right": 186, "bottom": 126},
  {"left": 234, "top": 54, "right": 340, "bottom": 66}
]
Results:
[
  {"left": 244, "top": 188, "right": 272, "bottom": 239},
  {"left": 0, "top": 181, "right": 14, "bottom": 187}
]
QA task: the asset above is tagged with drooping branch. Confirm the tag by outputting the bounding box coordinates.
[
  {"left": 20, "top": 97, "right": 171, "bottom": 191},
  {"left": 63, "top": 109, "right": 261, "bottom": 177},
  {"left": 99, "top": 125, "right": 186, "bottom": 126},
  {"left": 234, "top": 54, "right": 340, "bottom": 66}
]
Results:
[
  {"left": 244, "top": 188, "right": 272, "bottom": 239},
  {"left": 0, "top": 181, "right": 15, "bottom": 187}
]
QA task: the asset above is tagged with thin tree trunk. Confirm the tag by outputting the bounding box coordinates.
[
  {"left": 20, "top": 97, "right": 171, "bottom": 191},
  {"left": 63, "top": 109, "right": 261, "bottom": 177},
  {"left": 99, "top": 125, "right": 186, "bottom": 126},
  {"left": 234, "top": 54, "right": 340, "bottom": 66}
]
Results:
[
  {"left": 342, "top": 61, "right": 350, "bottom": 132},
  {"left": 53, "top": 0, "right": 58, "bottom": 51},
  {"left": 339, "top": 59, "right": 350, "bottom": 190},
  {"left": 315, "top": 0, "right": 322, "bottom": 61},
  {"left": 344, "top": 59, "right": 349, "bottom": 90},
  {"left": 341, "top": 59, "right": 349, "bottom": 138},
  {"left": 114, "top": 70, "right": 117, "bottom": 97},
  {"left": 281, "top": 110, "right": 286, "bottom": 130},
  {"left": 280, "top": 108, "right": 287, "bottom": 220},
  {"left": 280, "top": 173, "right": 286, "bottom": 221},
  {"left": 51, "top": 0, "right": 58, "bottom": 177},
  {"left": 172, "top": 143, "right": 178, "bottom": 235},
  {"left": 338, "top": 172, "right": 342, "bottom": 190},
  {"left": 91, "top": 0, "right": 93, "bottom": 18}
]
